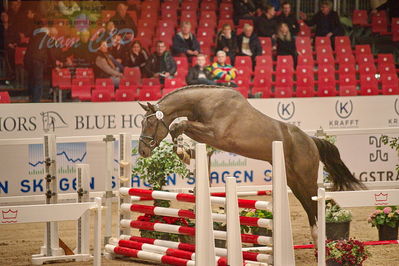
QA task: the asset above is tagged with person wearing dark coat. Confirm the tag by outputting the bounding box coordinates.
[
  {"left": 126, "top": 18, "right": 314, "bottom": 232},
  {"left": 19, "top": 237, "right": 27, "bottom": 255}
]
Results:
[
  {"left": 144, "top": 40, "right": 177, "bottom": 84},
  {"left": 299, "top": 0, "right": 344, "bottom": 38},
  {"left": 374, "top": 0, "right": 399, "bottom": 20},
  {"left": 237, "top": 24, "right": 262, "bottom": 64},
  {"left": 233, "top": 0, "right": 257, "bottom": 25},
  {"left": 186, "top": 54, "right": 216, "bottom": 85},
  {"left": 171, "top": 21, "right": 200, "bottom": 63},
  {"left": 110, "top": 3, "right": 137, "bottom": 36},
  {"left": 276, "top": 23, "right": 297, "bottom": 67},
  {"left": 216, "top": 24, "right": 238, "bottom": 64},
  {"left": 65, "top": 30, "right": 95, "bottom": 68},
  {"left": 277, "top": 2, "right": 299, "bottom": 36},
  {"left": 124, "top": 40, "right": 149, "bottom": 74},
  {"left": 255, "top": 5, "right": 278, "bottom": 38},
  {"left": 24, "top": 27, "right": 61, "bottom": 102}
]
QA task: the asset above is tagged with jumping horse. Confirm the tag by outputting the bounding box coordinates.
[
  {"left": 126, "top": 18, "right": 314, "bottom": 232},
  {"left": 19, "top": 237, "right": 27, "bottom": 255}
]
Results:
[{"left": 138, "top": 85, "right": 363, "bottom": 243}]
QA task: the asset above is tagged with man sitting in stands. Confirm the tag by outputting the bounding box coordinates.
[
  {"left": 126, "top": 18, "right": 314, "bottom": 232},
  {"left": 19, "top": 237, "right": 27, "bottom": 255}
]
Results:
[
  {"left": 144, "top": 40, "right": 177, "bottom": 84},
  {"left": 237, "top": 24, "right": 262, "bottom": 65},
  {"left": 171, "top": 21, "right": 200, "bottom": 63},
  {"left": 186, "top": 54, "right": 216, "bottom": 85},
  {"left": 210, "top": 50, "right": 237, "bottom": 87},
  {"left": 277, "top": 2, "right": 299, "bottom": 36},
  {"left": 255, "top": 5, "right": 278, "bottom": 38},
  {"left": 111, "top": 3, "right": 137, "bottom": 36},
  {"left": 299, "top": 1, "right": 344, "bottom": 41}
]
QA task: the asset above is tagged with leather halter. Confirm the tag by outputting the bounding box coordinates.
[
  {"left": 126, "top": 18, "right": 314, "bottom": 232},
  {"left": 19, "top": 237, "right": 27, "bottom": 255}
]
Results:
[{"left": 139, "top": 107, "right": 169, "bottom": 149}]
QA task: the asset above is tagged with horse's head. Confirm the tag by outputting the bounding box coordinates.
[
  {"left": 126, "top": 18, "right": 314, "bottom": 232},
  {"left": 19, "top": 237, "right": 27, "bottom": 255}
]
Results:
[{"left": 138, "top": 102, "right": 169, "bottom": 158}]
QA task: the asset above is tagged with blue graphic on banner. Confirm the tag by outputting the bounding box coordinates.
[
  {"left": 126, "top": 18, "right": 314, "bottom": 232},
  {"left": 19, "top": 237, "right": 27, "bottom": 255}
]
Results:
[{"left": 28, "top": 143, "right": 87, "bottom": 175}]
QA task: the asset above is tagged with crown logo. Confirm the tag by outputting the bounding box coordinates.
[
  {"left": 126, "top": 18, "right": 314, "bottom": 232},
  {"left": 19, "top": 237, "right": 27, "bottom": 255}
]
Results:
[
  {"left": 2, "top": 209, "right": 18, "bottom": 220},
  {"left": 374, "top": 193, "right": 388, "bottom": 202}
]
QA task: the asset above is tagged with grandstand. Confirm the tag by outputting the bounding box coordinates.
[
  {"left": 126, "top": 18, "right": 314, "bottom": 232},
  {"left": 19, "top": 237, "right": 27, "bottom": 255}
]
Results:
[{"left": 0, "top": 0, "right": 398, "bottom": 103}]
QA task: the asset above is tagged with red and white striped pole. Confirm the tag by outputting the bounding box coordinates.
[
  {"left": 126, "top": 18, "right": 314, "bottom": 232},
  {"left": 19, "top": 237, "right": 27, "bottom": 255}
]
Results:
[
  {"left": 110, "top": 239, "right": 228, "bottom": 265},
  {"left": 120, "top": 220, "right": 273, "bottom": 245},
  {"left": 120, "top": 235, "right": 272, "bottom": 263},
  {"left": 119, "top": 188, "right": 272, "bottom": 211},
  {"left": 121, "top": 203, "right": 273, "bottom": 229},
  {"left": 211, "top": 191, "right": 272, "bottom": 197}
]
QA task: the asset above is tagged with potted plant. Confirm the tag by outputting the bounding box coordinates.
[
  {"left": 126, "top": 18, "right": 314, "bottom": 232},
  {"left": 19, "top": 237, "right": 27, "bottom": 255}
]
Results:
[
  {"left": 326, "top": 200, "right": 352, "bottom": 240},
  {"left": 322, "top": 238, "right": 370, "bottom": 266},
  {"left": 240, "top": 208, "right": 272, "bottom": 246},
  {"left": 368, "top": 206, "right": 399, "bottom": 240},
  {"left": 132, "top": 141, "right": 192, "bottom": 241}
]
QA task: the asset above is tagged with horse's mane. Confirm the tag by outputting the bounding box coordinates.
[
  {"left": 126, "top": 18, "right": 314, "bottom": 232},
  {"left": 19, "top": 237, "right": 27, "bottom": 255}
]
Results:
[{"left": 158, "top": 84, "right": 233, "bottom": 103}]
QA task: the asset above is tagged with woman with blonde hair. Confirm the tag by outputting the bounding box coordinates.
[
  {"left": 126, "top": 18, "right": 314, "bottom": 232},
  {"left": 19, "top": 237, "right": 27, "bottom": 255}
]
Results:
[{"left": 276, "top": 22, "right": 297, "bottom": 66}]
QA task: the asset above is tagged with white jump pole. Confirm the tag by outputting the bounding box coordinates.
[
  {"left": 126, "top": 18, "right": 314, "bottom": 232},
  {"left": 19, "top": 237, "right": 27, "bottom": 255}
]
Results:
[
  {"left": 75, "top": 164, "right": 90, "bottom": 258},
  {"left": 272, "top": 141, "right": 295, "bottom": 266},
  {"left": 225, "top": 176, "right": 244, "bottom": 266},
  {"left": 195, "top": 143, "right": 216, "bottom": 265},
  {"left": 118, "top": 133, "right": 132, "bottom": 237},
  {"left": 103, "top": 135, "right": 115, "bottom": 244},
  {"left": 40, "top": 134, "right": 63, "bottom": 257}
]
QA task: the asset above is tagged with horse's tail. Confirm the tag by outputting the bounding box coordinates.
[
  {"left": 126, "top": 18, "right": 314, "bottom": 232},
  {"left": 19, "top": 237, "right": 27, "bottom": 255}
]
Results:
[{"left": 311, "top": 137, "right": 365, "bottom": 191}]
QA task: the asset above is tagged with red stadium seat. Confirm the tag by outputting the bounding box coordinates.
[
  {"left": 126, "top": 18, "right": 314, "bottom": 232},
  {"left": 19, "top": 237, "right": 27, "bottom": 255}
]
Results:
[
  {"left": 123, "top": 67, "right": 142, "bottom": 81},
  {"left": 142, "top": 78, "right": 160, "bottom": 86},
  {"left": 297, "top": 54, "right": 314, "bottom": 67},
  {"left": 276, "top": 56, "right": 294, "bottom": 74},
  {"left": 274, "top": 86, "right": 293, "bottom": 98},
  {"left": 91, "top": 90, "right": 112, "bottom": 102},
  {"left": 138, "top": 87, "right": 162, "bottom": 101},
  {"left": 197, "top": 27, "right": 215, "bottom": 39},
  {"left": 164, "top": 78, "right": 186, "bottom": 89},
  {"left": 358, "top": 64, "right": 377, "bottom": 75},
  {"left": 181, "top": 2, "right": 198, "bottom": 12},
  {"left": 338, "top": 64, "right": 356, "bottom": 75},
  {"left": 236, "top": 66, "right": 253, "bottom": 79},
  {"left": 317, "top": 76, "right": 336, "bottom": 97},
  {"left": 297, "top": 65, "right": 314, "bottom": 78},
  {"left": 377, "top": 53, "right": 395, "bottom": 66},
  {"left": 199, "top": 18, "right": 216, "bottom": 29},
  {"left": 200, "top": 11, "right": 217, "bottom": 21},
  {"left": 334, "top": 36, "right": 351, "bottom": 49},
  {"left": 71, "top": 79, "right": 92, "bottom": 101},
  {"left": 380, "top": 73, "right": 399, "bottom": 94},
  {"left": 255, "top": 56, "right": 273, "bottom": 70},
  {"left": 158, "top": 19, "right": 177, "bottom": 30},
  {"left": 371, "top": 15, "right": 388, "bottom": 34},
  {"left": 219, "top": 10, "right": 233, "bottom": 20},
  {"left": 234, "top": 76, "right": 250, "bottom": 88},
  {"left": 317, "top": 54, "right": 335, "bottom": 66},
  {"left": 0, "top": 92, "right": 11, "bottom": 103},
  {"left": 235, "top": 56, "right": 253, "bottom": 70},
  {"left": 356, "top": 54, "right": 375, "bottom": 65},
  {"left": 95, "top": 78, "right": 115, "bottom": 98},
  {"left": 379, "top": 64, "right": 397, "bottom": 75},
  {"left": 296, "top": 73, "right": 315, "bottom": 97},
  {"left": 296, "top": 37, "right": 312, "bottom": 55},
  {"left": 200, "top": 2, "right": 217, "bottom": 11},
  {"left": 359, "top": 74, "right": 379, "bottom": 95},
  {"left": 52, "top": 68, "right": 71, "bottom": 90},
  {"left": 115, "top": 89, "right": 136, "bottom": 101},
  {"left": 315, "top": 36, "right": 331, "bottom": 49},
  {"left": 119, "top": 79, "right": 140, "bottom": 90},
  {"left": 355, "top": 45, "right": 372, "bottom": 58},
  {"left": 76, "top": 68, "right": 95, "bottom": 81},
  {"left": 339, "top": 74, "right": 358, "bottom": 96},
  {"left": 352, "top": 10, "right": 369, "bottom": 26}
]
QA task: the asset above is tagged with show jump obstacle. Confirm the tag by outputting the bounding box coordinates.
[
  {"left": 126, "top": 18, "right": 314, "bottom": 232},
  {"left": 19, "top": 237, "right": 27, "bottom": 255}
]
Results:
[
  {"left": 0, "top": 135, "right": 102, "bottom": 265},
  {"left": 105, "top": 137, "right": 295, "bottom": 265}
]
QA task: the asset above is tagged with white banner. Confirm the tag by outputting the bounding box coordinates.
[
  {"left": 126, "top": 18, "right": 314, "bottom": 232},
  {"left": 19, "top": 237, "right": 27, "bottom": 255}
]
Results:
[{"left": 0, "top": 96, "right": 398, "bottom": 197}]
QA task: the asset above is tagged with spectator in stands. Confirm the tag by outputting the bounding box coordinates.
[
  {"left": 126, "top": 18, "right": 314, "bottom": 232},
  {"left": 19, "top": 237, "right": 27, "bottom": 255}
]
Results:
[
  {"left": 124, "top": 40, "right": 149, "bottom": 74},
  {"left": 372, "top": 0, "right": 399, "bottom": 19},
  {"left": 58, "top": 1, "right": 80, "bottom": 16},
  {"left": 233, "top": 0, "right": 257, "bottom": 25},
  {"left": 277, "top": 2, "right": 299, "bottom": 36},
  {"left": 24, "top": 27, "right": 63, "bottom": 102},
  {"left": 7, "top": 0, "right": 23, "bottom": 27},
  {"left": 299, "top": 1, "right": 344, "bottom": 39},
  {"left": 186, "top": 54, "right": 216, "bottom": 85},
  {"left": 110, "top": 34, "right": 128, "bottom": 63},
  {"left": 216, "top": 24, "right": 238, "bottom": 65},
  {"left": 171, "top": 21, "right": 200, "bottom": 63},
  {"left": 237, "top": 24, "right": 262, "bottom": 64},
  {"left": 210, "top": 50, "right": 237, "bottom": 87},
  {"left": 95, "top": 41, "right": 124, "bottom": 87},
  {"left": 276, "top": 23, "right": 297, "bottom": 67},
  {"left": 268, "top": 0, "right": 281, "bottom": 11},
  {"left": 144, "top": 40, "right": 177, "bottom": 84},
  {"left": 110, "top": 3, "right": 137, "bottom": 36},
  {"left": 94, "top": 21, "right": 116, "bottom": 46},
  {"left": 1, "top": 12, "right": 18, "bottom": 78},
  {"left": 65, "top": 30, "right": 95, "bottom": 68},
  {"left": 255, "top": 5, "right": 278, "bottom": 38}
]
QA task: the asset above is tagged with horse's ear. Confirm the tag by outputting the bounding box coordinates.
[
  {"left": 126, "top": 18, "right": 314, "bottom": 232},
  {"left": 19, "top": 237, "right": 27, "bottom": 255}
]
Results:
[
  {"left": 139, "top": 102, "right": 150, "bottom": 111},
  {"left": 147, "top": 102, "right": 156, "bottom": 112}
]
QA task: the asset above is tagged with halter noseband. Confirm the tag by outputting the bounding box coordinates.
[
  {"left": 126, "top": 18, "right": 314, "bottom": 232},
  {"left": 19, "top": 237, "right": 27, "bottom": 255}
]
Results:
[{"left": 139, "top": 106, "right": 169, "bottom": 149}]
